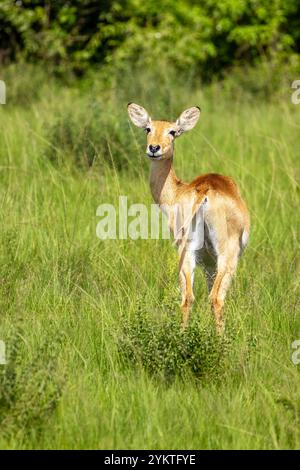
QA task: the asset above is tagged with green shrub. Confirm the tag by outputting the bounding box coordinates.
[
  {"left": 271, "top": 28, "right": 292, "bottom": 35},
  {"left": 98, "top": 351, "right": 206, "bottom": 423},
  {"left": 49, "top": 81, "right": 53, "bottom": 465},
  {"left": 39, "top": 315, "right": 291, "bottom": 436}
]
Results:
[
  {"left": 0, "top": 63, "right": 58, "bottom": 107},
  {"left": 1, "top": 0, "right": 300, "bottom": 79},
  {"left": 44, "top": 97, "right": 134, "bottom": 170},
  {"left": 0, "top": 327, "right": 64, "bottom": 439},
  {"left": 119, "top": 300, "right": 230, "bottom": 382},
  {"left": 219, "top": 58, "right": 300, "bottom": 100}
]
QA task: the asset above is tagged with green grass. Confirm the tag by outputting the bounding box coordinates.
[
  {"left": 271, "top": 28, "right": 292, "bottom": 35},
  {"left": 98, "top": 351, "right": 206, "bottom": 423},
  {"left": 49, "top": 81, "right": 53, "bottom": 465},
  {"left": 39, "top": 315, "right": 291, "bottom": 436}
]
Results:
[{"left": 0, "top": 66, "right": 300, "bottom": 449}]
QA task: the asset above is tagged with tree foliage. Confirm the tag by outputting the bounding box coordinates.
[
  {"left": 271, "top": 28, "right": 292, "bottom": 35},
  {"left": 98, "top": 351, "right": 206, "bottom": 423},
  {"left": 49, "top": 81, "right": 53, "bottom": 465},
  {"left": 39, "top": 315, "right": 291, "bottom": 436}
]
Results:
[{"left": 1, "top": 0, "right": 300, "bottom": 77}]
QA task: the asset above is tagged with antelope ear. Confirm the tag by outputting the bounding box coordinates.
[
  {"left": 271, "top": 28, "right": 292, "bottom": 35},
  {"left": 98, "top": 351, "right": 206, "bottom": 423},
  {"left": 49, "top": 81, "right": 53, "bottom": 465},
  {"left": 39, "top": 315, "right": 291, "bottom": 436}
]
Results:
[
  {"left": 176, "top": 106, "right": 200, "bottom": 135},
  {"left": 127, "top": 103, "right": 151, "bottom": 128}
]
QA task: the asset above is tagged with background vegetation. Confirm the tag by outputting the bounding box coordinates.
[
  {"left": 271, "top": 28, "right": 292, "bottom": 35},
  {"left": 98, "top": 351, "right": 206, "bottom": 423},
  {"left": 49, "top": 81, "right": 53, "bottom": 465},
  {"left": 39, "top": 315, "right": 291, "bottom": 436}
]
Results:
[
  {"left": 0, "top": 0, "right": 300, "bottom": 450},
  {"left": 1, "top": 0, "right": 300, "bottom": 77}
]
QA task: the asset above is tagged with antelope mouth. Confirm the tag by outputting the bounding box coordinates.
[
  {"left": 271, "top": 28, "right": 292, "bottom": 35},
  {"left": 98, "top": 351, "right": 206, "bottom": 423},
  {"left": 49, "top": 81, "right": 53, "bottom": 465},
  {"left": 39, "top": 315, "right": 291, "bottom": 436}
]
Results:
[{"left": 146, "top": 152, "right": 164, "bottom": 159}]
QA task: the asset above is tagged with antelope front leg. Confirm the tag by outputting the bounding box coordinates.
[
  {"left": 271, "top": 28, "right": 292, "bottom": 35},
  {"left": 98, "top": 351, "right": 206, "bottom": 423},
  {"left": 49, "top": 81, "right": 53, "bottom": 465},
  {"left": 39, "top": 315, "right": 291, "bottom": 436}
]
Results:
[{"left": 178, "top": 248, "right": 196, "bottom": 328}]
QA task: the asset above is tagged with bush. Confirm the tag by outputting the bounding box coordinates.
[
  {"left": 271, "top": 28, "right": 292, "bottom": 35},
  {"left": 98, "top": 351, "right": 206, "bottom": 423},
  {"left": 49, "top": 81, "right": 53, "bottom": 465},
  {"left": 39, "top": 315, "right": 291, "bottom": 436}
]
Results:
[
  {"left": 0, "top": 326, "right": 64, "bottom": 439},
  {"left": 218, "top": 58, "right": 300, "bottom": 100},
  {"left": 119, "top": 299, "right": 230, "bottom": 382},
  {"left": 0, "top": 63, "right": 58, "bottom": 107},
  {"left": 44, "top": 96, "right": 135, "bottom": 170},
  {"left": 1, "top": 0, "right": 300, "bottom": 79}
]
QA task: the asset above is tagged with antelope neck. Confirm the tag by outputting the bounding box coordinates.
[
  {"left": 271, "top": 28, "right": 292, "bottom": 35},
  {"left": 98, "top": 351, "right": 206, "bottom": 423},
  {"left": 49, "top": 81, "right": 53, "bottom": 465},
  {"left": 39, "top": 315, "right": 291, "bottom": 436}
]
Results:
[{"left": 149, "top": 156, "right": 181, "bottom": 206}]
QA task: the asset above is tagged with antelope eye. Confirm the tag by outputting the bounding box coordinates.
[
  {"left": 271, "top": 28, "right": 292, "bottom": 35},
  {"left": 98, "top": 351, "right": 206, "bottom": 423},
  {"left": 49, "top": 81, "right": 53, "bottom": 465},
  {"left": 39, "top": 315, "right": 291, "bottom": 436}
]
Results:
[
  {"left": 169, "top": 130, "right": 176, "bottom": 137},
  {"left": 145, "top": 127, "right": 151, "bottom": 134}
]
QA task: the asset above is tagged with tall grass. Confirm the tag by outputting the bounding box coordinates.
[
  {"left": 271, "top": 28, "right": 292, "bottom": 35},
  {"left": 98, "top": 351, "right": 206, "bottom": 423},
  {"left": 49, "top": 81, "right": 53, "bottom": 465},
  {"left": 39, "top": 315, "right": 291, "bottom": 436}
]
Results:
[{"left": 0, "top": 64, "right": 299, "bottom": 449}]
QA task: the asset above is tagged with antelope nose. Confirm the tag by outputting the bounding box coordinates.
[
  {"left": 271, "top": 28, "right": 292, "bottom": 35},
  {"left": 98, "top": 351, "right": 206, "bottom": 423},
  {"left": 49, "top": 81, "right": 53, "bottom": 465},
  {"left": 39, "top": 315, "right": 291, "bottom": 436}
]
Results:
[{"left": 149, "top": 144, "right": 160, "bottom": 154}]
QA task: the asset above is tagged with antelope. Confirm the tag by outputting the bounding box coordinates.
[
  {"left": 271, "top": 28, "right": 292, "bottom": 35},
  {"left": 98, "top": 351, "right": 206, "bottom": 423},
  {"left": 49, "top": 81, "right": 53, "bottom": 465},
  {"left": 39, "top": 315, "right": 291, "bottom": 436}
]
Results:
[{"left": 127, "top": 103, "right": 250, "bottom": 333}]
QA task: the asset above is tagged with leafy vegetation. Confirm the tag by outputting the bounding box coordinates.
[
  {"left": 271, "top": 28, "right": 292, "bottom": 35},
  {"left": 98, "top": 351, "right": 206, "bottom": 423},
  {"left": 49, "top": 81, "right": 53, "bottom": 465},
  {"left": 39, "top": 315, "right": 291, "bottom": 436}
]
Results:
[
  {"left": 0, "top": 65, "right": 299, "bottom": 448},
  {"left": 120, "top": 296, "right": 228, "bottom": 382},
  {"left": 0, "top": 326, "right": 64, "bottom": 440},
  {"left": 0, "top": 0, "right": 300, "bottom": 451},
  {"left": 1, "top": 0, "right": 300, "bottom": 77}
]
